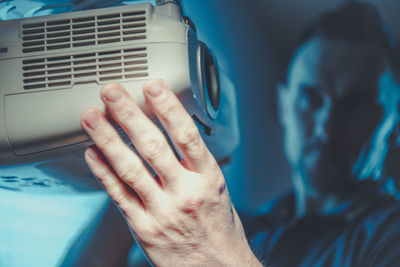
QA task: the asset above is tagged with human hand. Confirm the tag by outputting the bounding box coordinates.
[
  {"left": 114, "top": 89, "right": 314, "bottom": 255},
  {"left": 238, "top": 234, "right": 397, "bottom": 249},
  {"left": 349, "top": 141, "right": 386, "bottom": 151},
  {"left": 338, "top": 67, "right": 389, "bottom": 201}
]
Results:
[{"left": 80, "top": 80, "right": 261, "bottom": 267}]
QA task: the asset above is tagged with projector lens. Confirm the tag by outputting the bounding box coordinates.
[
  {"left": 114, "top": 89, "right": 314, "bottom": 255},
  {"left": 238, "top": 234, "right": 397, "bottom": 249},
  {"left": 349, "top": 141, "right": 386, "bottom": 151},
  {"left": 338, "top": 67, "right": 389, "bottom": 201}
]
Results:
[{"left": 198, "top": 42, "right": 220, "bottom": 119}]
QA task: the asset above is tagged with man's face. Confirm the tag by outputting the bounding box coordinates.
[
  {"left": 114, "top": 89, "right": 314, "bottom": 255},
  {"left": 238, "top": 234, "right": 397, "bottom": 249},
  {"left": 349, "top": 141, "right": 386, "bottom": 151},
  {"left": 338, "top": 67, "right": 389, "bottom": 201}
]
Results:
[{"left": 280, "top": 37, "right": 390, "bottom": 193}]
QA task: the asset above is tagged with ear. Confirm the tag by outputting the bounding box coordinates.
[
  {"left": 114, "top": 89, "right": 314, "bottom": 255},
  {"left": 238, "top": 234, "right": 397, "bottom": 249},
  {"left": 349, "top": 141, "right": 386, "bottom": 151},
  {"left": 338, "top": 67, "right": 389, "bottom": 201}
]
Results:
[{"left": 277, "top": 82, "right": 290, "bottom": 127}]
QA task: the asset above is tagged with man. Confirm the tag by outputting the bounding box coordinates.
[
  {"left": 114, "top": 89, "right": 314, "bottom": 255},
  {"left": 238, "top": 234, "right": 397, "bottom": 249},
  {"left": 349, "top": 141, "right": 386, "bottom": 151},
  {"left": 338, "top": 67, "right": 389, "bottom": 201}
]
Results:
[
  {"left": 247, "top": 2, "right": 400, "bottom": 266},
  {"left": 79, "top": 1, "right": 400, "bottom": 266}
]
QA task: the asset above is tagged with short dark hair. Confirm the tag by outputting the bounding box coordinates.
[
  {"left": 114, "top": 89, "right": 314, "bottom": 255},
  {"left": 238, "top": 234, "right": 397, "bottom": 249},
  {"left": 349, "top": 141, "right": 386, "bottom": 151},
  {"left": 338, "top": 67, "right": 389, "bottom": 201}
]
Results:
[{"left": 299, "top": 1, "right": 400, "bottom": 77}]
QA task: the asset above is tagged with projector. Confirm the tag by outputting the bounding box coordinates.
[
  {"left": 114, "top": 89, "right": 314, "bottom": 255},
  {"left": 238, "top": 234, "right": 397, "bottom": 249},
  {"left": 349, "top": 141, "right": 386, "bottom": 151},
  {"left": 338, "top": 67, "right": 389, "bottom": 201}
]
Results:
[{"left": 0, "top": 1, "right": 239, "bottom": 174}]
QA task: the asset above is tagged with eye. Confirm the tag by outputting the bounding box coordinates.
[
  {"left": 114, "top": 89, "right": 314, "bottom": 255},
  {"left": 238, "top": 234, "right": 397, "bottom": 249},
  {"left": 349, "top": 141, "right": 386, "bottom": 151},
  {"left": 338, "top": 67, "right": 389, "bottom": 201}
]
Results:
[
  {"left": 340, "top": 91, "right": 380, "bottom": 113},
  {"left": 296, "top": 86, "right": 323, "bottom": 110}
]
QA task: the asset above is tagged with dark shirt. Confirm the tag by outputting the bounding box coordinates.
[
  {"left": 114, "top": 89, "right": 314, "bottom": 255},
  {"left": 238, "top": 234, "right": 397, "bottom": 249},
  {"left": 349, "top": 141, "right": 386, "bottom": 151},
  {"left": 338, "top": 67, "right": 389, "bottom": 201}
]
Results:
[{"left": 246, "top": 181, "right": 400, "bottom": 267}]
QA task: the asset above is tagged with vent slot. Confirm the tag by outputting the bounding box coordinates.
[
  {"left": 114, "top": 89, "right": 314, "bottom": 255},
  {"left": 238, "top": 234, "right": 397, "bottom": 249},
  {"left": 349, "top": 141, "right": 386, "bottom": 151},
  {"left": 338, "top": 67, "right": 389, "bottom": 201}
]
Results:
[
  {"left": 23, "top": 58, "right": 44, "bottom": 64},
  {"left": 122, "top": 11, "right": 145, "bottom": 17},
  {"left": 123, "top": 35, "right": 146, "bottom": 41},
  {"left": 75, "top": 72, "right": 96, "bottom": 78},
  {"left": 125, "top": 60, "right": 147, "bottom": 65},
  {"left": 48, "top": 56, "right": 70, "bottom": 61},
  {"left": 99, "top": 69, "right": 122, "bottom": 75},
  {"left": 73, "top": 29, "right": 95, "bottom": 35},
  {"left": 23, "top": 22, "right": 44, "bottom": 28},
  {"left": 74, "top": 59, "right": 96, "bottom": 65},
  {"left": 72, "top": 22, "right": 95, "bottom": 29},
  {"left": 123, "top": 29, "right": 146, "bottom": 35},
  {"left": 23, "top": 71, "right": 45, "bottom": 77},
  {"left": 48, "top": 62, "right": 71, "bottom": 68},
  {"left": 48, "top": 74, "right": 72, "bottom": 81},
  {"left": 122, "top": 17, "right": 145, "bottom": 23},
  {"left": 47, "top": 31, "right": 70, "bottom": 38},
  {"left": 73, "top": 41, "right": 96, "bottom": 47},
  {"left": 49, "top": 81, "right": 70, "bottom": 87},
  {"left": 47, "top": 25, "right": 70, "bottom": 32},
  {"left": 99, "top": 56, "right": 122, "bottom": 62},
  {"left": 98, "top": 25, "right": 120, "bottom": 32},
  {"left": 73, "top": 34, "right": 95, "bottom": 41},
  {"left": 98, "top": 32, "right": 120, "bottom": 38},
  {"left": 21, "top": 9, "right": 147, "bottom": 54},
  {"left": 24, "top": 77, "right": 45, "bottom": 83},
  {"left": 74, "top": 53, "right": 96, "bottom": 58},
  {"left": 22, "top": 47, "right": 149, "bottom": 90},
  {"left": 22, "top": 40, "right": 44, "bottom": 47},
  {"left": 48, "top": 44, "right": 71, "bottom": 50},
  {"left": 124, "top": 53, "right": 146, "bottom": 59},
  {"left": 48, "top": 68, "right": 70, "bottom": 74},
  {"left": 100, "top": 75, "right": 123, "bottom": 81},
  {"left": 72, "top": 17, "right": 95, "bottom": 23},
  {"left": 47, "top": 19, "right": 69, "bottom": 26},
  {"left": 98, "top": 13, "right": 120, "bottom": 20},
  {"left": 98, "top": 38, "right": 120, "bottom": 44},
  {"left": 23, "top": 28, "right": 44, "bottom": 35},
  {"left": 126, "top": 73, "right": 148, "bottom": 78},
  {"left": 74, "top": 65, "right": 97, "bottom": 71},
  {"left": 47, "top": 37, "right": 70, "bottom": 44},
  {"left": 23, "top": 47, "right": 44, "bottom": 53},
  {"left": 123, "top": 23, "right": 146, "bottom": 29},
  {"left": 97, "top": 19, "right": 120, "bottom": 26},
  {"left": 99, "top": 63, "right": 121, "bottom": 68},
  {"left": 23, "top": 64, "right": 45, "bottom": 71},
  {"left": 23, "top": 34, "right": 45, "bottom": 41}
]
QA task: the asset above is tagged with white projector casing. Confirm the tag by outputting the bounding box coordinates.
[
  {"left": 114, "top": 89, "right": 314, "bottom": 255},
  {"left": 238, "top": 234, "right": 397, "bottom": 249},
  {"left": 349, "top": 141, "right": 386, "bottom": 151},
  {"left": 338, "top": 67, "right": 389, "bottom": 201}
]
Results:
[{"left": 0, "top": 2, "right": 239, "bottom": 170}]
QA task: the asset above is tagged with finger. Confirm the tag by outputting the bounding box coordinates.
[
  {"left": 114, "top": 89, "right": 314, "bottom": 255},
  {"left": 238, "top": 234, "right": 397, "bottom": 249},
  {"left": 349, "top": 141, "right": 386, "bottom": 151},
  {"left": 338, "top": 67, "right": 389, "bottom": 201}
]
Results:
[
  {"left": 81, "top": 108, "right": 162, "bottom": 208},
  {"left": 100, "top": 83, "right": 184, "bottom": 187},
  {"left": 84, "top": 146, "right": 145, "bottom": 220},
  {"left": 143, "top": 79, "right": 218, "bottom": 173}
]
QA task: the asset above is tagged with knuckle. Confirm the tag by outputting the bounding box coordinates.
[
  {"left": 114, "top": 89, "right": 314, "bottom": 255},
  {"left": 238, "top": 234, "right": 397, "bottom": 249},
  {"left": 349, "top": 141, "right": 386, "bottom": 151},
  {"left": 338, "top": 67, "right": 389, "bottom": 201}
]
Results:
[
  {"left": 208, "top": 159, "right": 221, "bottom": 174},
  {"left": 97, "top": 133, "right": 115, "bottom": 148},
  {"left": 156, "top": 212, "right": 175, "bottom": 228},
  {"left": 133, "top": 226, "right": 154, "bottom": 245},
  {"left": 93, "top": 168, "right": 108, "bottom": 181},
  {"left": 177, "top": 126, "right": 201, "bottom": 149},
  {"left": 119, "top": 162, "right": 142, "bottom": 183},
  {"left": 141, "top": 135, "right": 165, "bottom": 159},
  {"left": 135, "top": 223, "right": 153, "bottom": 237},
  {"left": 110, "top": 189, "right": 127, "bottom": 206},
  {"left": 103, "top": 183, "right": 129, "bottom": 208},
  {"left": 118, "top": 106, "right": 136, "bottom": 122},
  {"left": 180, "top": 196, "right": 204, "bottom": 215},
  {"left": 115, "top": 197, "right": 131, "bottom": 214},
  {"left": 159, "top": 98, "right": 178, "bottom": 116}
]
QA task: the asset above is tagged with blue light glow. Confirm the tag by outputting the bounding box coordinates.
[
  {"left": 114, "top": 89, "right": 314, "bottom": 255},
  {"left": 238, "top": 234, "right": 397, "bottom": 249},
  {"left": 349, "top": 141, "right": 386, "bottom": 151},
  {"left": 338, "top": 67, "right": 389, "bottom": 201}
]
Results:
[{"left": 0, "top": 189, "right": 107, "bottom": 267}]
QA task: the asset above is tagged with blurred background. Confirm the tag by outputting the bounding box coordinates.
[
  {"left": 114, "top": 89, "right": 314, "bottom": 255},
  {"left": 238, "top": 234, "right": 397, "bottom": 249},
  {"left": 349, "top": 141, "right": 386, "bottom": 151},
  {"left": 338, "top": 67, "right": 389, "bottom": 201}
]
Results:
[{"left": 1, "top": 0, "right": 400, "bottom": 266}]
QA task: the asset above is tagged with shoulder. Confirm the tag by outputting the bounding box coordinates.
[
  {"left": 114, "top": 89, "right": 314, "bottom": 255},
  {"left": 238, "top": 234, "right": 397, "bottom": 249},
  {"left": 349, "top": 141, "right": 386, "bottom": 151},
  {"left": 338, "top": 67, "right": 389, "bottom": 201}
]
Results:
[
  {"left": 242, "top": 190, "right": 295, "bottom": 239},
  {"left": 345, "top": 194, "right": 400, "bottom": 266},
  {"left": 351, "top": 193, "right": 400, "bottom": 226},
  {"left": 240, "top": 191, "right": 295, "bottom": 262}
]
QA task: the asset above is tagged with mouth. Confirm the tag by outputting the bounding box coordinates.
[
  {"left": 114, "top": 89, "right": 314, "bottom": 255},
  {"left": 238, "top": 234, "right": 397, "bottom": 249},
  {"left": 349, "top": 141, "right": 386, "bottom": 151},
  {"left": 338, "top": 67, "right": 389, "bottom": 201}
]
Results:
[{"left": 303, "top": 144, "right": 353, "bottom": 166}]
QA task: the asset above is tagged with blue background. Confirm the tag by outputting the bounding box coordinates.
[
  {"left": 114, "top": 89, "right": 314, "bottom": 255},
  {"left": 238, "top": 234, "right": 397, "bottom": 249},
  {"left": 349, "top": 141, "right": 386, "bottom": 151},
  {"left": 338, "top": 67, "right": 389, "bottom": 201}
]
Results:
[{"left": 1, "top": 0, "right": 400, "bottom": 266}]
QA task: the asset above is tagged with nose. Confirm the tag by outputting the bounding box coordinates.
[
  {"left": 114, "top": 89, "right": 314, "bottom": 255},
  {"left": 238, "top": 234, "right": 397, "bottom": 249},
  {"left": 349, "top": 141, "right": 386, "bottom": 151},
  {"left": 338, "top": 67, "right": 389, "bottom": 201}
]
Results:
[{"left": 313, "top": 100, "right": 332, "bottom": 143}]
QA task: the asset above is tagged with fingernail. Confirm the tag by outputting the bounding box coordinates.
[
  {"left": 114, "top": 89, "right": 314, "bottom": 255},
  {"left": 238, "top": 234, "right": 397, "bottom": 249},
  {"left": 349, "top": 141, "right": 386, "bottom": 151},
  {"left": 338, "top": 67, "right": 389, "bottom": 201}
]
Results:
[
  {"left": 84, "top": 111, "right": 100, "bottom": 130},
  {"left": 86, "top": 148, "right": 97, "bottom": 160},
  {"left": 104, "top": 88, "right": 122, "bottom": 103},
  {"left": 146, "top": 82, "right": 163, "bottom": 98}
]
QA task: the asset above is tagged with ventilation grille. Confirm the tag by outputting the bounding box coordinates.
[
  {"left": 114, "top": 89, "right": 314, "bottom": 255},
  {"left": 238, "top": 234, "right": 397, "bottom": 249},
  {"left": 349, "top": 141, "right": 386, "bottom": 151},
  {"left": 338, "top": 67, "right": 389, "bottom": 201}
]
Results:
[
  {"left": 21, "top": 10, "right": 146, "bottom": 53},
  {"left": 22, "top": 47, "right": 148, "bottom": 90}
]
